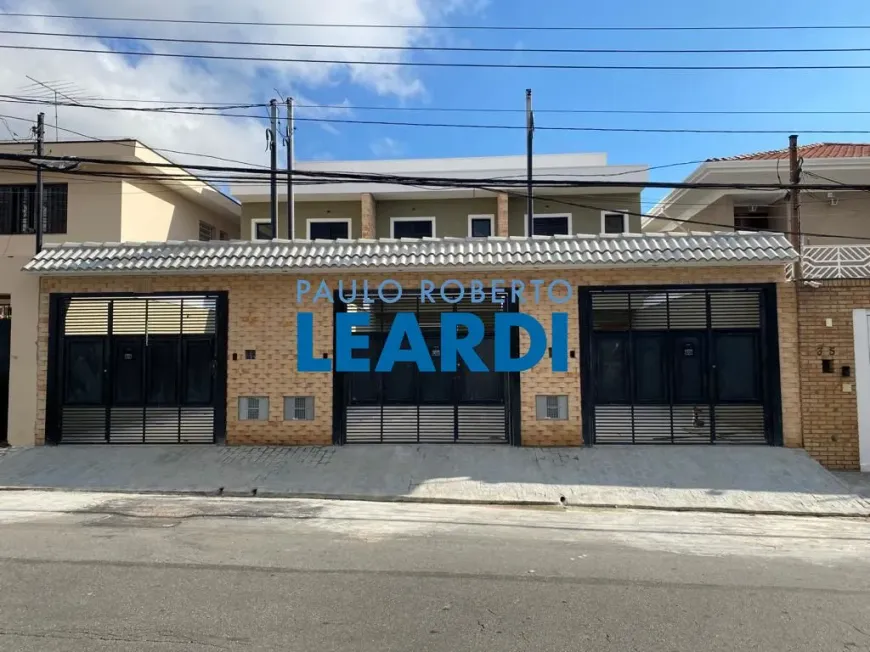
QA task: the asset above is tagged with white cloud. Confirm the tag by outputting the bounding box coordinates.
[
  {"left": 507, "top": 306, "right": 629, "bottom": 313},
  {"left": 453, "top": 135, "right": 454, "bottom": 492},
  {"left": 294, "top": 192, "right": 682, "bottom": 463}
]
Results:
[
  {"left": 0, "top": 0, "right": 485, "bottom": 173},
  {"left": 370, "top": 136, "right": 404, "bottom": 158}
]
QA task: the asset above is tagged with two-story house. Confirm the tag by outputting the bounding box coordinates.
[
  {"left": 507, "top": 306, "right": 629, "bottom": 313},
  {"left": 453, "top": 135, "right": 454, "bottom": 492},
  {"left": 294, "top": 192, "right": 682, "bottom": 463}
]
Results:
[
  {"left": 233, "top": 153, "right": 647, "bottom": 241},
  {"left": 644, "top": 143, "right": 870, "bottom": 472},
  {"left": 645, "top": 143, "right": 870, "bottom": 245},
  {"left": 1, "top": 139, "right": 240, "bottom": 446},
  {"left": 18, "top": 149, "right": 804, "bottom": 457}
]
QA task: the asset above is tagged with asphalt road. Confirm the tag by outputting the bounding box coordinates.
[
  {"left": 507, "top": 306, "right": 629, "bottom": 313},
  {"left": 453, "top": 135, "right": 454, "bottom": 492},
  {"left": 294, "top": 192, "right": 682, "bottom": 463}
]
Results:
[{"left": 0, "top": 492, "right": 868, "bottom": 651}]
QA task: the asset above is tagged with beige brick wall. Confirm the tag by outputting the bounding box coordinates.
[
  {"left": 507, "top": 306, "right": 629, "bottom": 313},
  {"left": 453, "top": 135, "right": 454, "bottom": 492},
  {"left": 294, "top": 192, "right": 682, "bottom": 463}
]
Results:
[
  {"left": 496, "top": 193, "right": 509, "bottom": 237},
  {"left": 361, "top": 193, "right": 376, "bottom": 239},
  {"left": 36, "top": 265, "right": 796, "bottom": 449},
  {"left": 795, "top": 281, "right": 870, "bottom": 470}
]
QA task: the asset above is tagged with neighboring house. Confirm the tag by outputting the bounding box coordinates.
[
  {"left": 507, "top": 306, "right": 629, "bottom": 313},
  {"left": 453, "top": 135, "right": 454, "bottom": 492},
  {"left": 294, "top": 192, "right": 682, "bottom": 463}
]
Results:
[
  {"left": 0, "top": 139, "right": 240, "bottom": 446},
  {"left": 645, "top": 142, "right": 870, "bottom": 472},
  {"left": 19, "top": 148, "right": 809, "bottom": 458},
  {"left": 229, "top": 153, "right": 649, "bottom": 241},
  {"left": 645, "top": 143, "right": 870, "bottom": 245}
]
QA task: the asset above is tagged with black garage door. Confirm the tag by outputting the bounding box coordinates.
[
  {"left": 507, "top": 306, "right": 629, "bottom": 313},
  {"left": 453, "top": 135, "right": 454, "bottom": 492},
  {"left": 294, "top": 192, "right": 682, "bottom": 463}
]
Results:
[
  {"left": 580, "top": 285, "right": 782, "bottom": 445},
  {"left": 335, "top": 294, "right": 519, "bottom": 444},
  {"left": 46, "top": 293, "right": 228, "bottom": 444}
]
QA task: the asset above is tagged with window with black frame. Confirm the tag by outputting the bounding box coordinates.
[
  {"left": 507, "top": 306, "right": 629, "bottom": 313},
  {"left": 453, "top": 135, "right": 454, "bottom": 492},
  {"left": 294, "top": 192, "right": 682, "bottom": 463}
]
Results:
[{"left": 0, "top": 184, "right": 68, "bottom": 235}]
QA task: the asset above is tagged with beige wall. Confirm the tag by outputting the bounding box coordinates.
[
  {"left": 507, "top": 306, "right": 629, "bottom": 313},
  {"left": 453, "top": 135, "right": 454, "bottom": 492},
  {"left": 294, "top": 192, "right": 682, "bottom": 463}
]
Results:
[
  {"left": 241, "top": 193, "right": 643, "bottom": 240},
  {"left": 0, "top": 173, "right": 124, "bottom": 445},
  {"left": 242, "top": 201, "right": 363, "bottom": 240},
  {"left": 1, "top": 170, "right": 238, "bottom": 445},
  {"left": 800, "top": 193, "right": 870, "bottom": 245},
  {"left": 508, "top": 194, "right": 643, "bottom": 236},
  {"left": 376, "top": 197, "right": 497, "bottom": 238},
  {"left": 34, "top": 265, "right": 797, "bottom": 449},
  {"left": 120, "top": 179, "right": 240, "bottom": 242},
  {"left": 670, "top": 195, "right": 735, "bottom": 233}
]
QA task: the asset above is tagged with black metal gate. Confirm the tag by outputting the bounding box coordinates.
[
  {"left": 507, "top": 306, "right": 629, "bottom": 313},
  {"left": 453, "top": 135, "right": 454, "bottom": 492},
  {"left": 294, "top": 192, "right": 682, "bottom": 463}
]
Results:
[
  {"left": 335, "top": 294, "right": 517, "bottom": 444},
  {"left": 46, "top": 293, "right": 228, "bottom": 444},
  {"left": 0, "top": 307, "right": 10, "bottom": 445},
  {"left": 580, "top": 285, "right": 781, "bottom": 445}
]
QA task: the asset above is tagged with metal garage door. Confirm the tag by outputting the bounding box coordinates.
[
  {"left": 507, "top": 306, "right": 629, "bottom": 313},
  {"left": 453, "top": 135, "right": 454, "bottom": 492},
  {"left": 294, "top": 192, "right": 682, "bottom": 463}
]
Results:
[
  {"left": 580, "top": 285, "right": 781, "bottom": 445},
  {"left": 338, "top": 294, "right": 515, "bottom": 444},
  {"left": 47, "top": 294, "right": 227, "bottom": 444}
]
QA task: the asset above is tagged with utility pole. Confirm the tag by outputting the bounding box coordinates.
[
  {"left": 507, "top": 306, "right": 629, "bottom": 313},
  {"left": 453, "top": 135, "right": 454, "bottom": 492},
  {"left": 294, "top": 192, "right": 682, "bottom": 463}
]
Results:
[
  {"left": 34, "top": 112, "right": 45, "bottom": 255},
  {"left": 788, "top": 134, "right": 802, "bottom": 280},
  {"left": 285, "top": 97, "right": 295, "bottom": 240},
  {"left": 526, "top": 89, "right": 534, "bottom": 237},
  {"left": 269, "top": 99, "right": 278, "bottom": 240}
]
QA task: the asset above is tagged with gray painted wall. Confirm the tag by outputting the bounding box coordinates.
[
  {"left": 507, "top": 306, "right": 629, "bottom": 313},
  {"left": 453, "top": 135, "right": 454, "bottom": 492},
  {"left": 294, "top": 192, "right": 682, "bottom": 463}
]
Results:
[{"left": 241, "top": 192, "right": 642, "bottom": 240}]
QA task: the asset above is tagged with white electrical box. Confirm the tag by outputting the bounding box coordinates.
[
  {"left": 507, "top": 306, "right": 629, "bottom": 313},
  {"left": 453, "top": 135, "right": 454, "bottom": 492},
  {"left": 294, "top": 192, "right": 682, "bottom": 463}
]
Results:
[{"left": 826, "top": 318, "right": 833, "bottom": 328}]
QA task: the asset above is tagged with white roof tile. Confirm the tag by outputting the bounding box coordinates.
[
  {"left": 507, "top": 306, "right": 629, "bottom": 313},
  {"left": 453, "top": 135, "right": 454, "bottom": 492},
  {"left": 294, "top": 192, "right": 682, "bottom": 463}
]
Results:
[{"left": 22, "top": 232, "right": 796, "bottom": 275}]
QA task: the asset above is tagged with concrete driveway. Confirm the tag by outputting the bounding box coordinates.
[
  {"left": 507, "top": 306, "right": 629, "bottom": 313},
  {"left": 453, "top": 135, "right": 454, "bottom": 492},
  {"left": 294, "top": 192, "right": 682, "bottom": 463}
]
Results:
[{"left": 0, "top": 445, "right": 867, "bottom": 517}]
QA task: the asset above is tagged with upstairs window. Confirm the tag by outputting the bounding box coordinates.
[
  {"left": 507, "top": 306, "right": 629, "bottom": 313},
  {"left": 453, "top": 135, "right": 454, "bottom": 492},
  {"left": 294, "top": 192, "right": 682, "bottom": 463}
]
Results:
[
  {"left": 252, "top": 218, "right": 273, "bottom": 241},
  {"left": 307, "top": 219, "right": 350, "bottom": 240},
  {"left": 468, "top": 215, "right": 494, "bottom": 238},
  {"left": 602, "top": 211, "right": 629, "bottom": 234},
  {"left": 734, "top": 208, "right": 772, "bottom": 232},
  {"left": 391, "top": 217, "right": 435, "bottom": 239},
  {"left": 0, "top": 184, "right": 68, "bottom": 235},
  {"left": 527, "top": 214, "right": 571, "bottom": 236},
  {"left": 198, "top": 221, "right": 216, "bottom": 241}
]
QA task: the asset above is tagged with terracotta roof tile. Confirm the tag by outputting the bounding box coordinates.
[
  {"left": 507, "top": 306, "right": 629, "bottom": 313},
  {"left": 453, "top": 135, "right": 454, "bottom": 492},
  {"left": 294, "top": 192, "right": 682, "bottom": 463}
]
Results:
[{"left": 708, "top": 142, "right": 870, "bottom": 162}]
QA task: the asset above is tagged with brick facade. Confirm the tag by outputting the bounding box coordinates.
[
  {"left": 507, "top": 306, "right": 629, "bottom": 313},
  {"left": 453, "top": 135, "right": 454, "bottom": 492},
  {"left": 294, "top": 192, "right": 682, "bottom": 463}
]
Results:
[
  {"left": 360, "top": 193, "right": 376, "bottom": 239},
  {"left": 496, "top": 193, "right": 509, "bottom": 237},
  {"left": 795, "top": 281, "right": 870, "bottom": 470},
  {"left": 36, "top": 266, "right": 797, "bottom": 449}
]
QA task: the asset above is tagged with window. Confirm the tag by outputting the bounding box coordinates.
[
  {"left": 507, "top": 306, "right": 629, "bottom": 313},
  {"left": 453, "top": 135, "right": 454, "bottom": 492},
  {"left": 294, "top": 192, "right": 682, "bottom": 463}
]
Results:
[
  {"left": 535, "top": 395, "right": 568, "bottom": 420},
  {"left": 252, "top": 218, "right": 273, "bottom": 241},
  {"left": 526, "top": 214, "right": 571, "bottom": 237},
  {"left": 734, "top": 216, "right": 771, "bottom": 231},
  {"left": 0, "top": 184, "right": 68, "bottom": 235},
  {"left": 468, "top": 215, "right": 494, "bottom": 238},
  {"left": 602, "top": 211, "right": 628, "bottom": 234},
  {"left": 734, "top": 207, "right": 771, "bottom": 232},
  {"left": 390, "top": 217, "right": 435, "bottom": 239},
  {"left": 238, "top": 397, "right": 269, "bottom": 421},
  {"left": 219, "top": 230, "right": 230, "bottom": 241},
  {"left": 307, "top": 219, "right": 350, "bottom": 240},
  {"left": 198, "top": 221, "right": 216, "bottom": 241},
  {"left": 284, "top": 396, "right": 315, "bottom": 421}
]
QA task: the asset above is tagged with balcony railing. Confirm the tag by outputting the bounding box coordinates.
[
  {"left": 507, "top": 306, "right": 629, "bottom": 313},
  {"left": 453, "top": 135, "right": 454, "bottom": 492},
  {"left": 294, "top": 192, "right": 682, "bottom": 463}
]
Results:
[{"left": 794, "top": 244, "right": 870, "bottom": 280}]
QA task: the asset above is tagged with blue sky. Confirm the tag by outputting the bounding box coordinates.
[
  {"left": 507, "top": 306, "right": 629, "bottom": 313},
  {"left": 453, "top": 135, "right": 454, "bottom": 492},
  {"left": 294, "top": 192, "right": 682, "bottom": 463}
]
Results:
[
  {"left": 286, "top": 0, "right": 870, "bottom": 206},
  {"left": 4, "top": 0, "right": 870, "bottom": 210}
]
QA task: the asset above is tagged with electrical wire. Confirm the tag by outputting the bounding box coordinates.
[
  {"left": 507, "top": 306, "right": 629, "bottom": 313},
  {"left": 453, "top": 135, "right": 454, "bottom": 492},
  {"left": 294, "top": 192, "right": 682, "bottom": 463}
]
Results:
[
  {"left": 0, "top": 112, "right": 271, "bottom": 170},
  {"left": 6, "top": 43, "right": 870, "bottom": 70},
  {"left": 8, "top": 93, "right": 869, "bottom": 116},
  {"left": 5, "top": 99, "right": 870, "bottom": 136},
  {"left": 2, "top": 12, "right": 869, "bottom": 32},
  {"left": 7, "top": 29, "right": 870, "bottom": 55},
  {"left": 5, "top": 154, "right": 870, "bottom": 240}
]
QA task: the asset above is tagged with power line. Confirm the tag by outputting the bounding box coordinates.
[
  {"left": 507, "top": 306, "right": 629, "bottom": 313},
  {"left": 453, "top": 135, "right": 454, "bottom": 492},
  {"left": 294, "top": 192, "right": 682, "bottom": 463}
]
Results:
[
  {"left": 7, "top": 43, "right": 870, "bottom": 70},
  {"left": 6, "top": 149, "right": 870, "bottom": 192},
  {"left": 2, "top": 12, "right": 870, "bottom": 32},
  {"left": 5, "top": 158, "right": 863, "bottom": 241},
  {"left": 7, "top": 28, "right": 870, "bottom": 55},
  {"left": 0, "top": 112, "right": 270, "bottom": 170},
  {"left": 2, "top": 147, "right": 868, "bottom": 240},
  {"left": 8, "top": 93, "right": 870, "bottom": 116},
  {"left": 5, "top": 100, "right": 870, "bottom": 136}
]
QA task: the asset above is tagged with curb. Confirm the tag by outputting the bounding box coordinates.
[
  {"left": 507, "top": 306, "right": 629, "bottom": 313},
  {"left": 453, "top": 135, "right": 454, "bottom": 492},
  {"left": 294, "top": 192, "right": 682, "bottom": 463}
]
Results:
[{"left": 1, "top": 485, "right": 868, "bottom": 519}]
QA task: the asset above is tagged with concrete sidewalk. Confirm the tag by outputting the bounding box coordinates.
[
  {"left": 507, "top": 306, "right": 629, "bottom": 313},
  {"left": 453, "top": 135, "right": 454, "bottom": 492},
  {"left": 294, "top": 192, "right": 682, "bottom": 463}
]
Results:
[{"left": 0, "top": 445, "right": 867, "bottom": 517}]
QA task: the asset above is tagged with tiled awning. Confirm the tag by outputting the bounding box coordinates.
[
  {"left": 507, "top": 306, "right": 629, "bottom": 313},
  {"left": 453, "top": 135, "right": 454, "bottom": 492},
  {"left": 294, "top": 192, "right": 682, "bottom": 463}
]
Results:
[{"left": 23, "top": 232, "right": 797, "bottom": 275}]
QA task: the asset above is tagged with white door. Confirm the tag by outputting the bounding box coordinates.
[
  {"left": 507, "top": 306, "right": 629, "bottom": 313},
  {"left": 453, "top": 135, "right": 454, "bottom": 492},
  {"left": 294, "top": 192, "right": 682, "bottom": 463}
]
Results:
[{"left": 852, "top": 310, "right": 870, "bottom": 471}]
